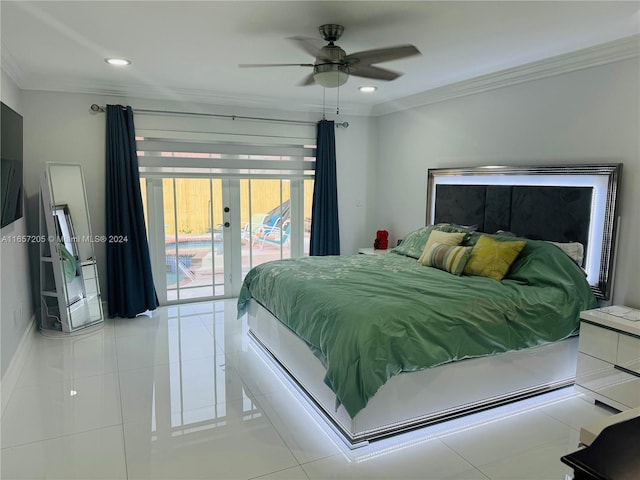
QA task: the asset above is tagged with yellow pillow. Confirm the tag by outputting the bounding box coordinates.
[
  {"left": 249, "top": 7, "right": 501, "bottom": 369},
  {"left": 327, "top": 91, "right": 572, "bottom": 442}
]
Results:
[
  {"left": 464, "top": 235, "right": 526, "bottom": 281},
  {"left": 418, "top": 230, "right": 465, "bottom": 264}
]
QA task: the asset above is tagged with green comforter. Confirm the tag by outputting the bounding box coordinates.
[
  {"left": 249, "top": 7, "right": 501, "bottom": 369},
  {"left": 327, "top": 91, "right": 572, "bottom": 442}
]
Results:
[{"left": 238, "top": 235, "right": 596, "bottom": 418}]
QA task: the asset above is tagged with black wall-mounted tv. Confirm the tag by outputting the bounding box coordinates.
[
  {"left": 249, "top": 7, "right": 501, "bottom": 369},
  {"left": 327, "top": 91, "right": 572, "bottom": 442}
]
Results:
[{"left": 1, "top": 101, "right": 24, "bottom": 228}]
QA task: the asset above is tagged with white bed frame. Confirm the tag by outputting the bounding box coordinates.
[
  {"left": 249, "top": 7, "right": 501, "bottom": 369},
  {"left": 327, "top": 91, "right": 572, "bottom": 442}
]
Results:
[
  {"left": 247, "top": 299, "right": 579, "bottom": 448},
  {"left": 245, "top": 164, "right": 621, "bottom": 448}
]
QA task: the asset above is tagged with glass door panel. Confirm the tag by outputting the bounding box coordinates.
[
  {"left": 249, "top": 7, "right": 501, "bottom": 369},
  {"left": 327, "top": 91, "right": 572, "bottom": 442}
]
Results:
[
  {"left": 240, "top": 179, "right": 293, "bottom": 279},
  {"left": 163, "top": 178, "right": 226, "bottom": 302}
]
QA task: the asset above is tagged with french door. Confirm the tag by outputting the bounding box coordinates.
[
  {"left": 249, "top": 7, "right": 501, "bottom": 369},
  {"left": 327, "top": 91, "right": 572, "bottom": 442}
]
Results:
[{"left": 141, "top": 175, "right": 310, "bottom": 304}]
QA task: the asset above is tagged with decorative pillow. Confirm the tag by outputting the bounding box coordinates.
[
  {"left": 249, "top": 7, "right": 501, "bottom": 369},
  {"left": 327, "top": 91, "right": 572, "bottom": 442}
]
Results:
[
  {"left": 418, "top": 230, "right": 466, "bottom": 264},
  {"left": 391, "top": 223, "right": 476, "bottom": 259},
  {"left": 548, "top": 241, "right": 584, "bottom": 265},
  {"left": 391, "top": 226, "right": 437, "bottom": 259},
  {"left": 464, "top": 235, "right": 527, "bottom": 281},
  {"left": 420, "top": 243, "right": 473, "bottom": 276}
]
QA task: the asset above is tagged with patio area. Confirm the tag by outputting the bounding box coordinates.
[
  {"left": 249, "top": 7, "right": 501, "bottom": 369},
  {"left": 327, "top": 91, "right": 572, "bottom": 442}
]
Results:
[{"left": 164, "top": 235, "right": 302, "bottom": 301}]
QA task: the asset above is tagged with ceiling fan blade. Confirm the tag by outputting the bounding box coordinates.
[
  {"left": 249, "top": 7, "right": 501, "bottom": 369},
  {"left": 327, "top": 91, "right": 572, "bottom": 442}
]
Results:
[
  {"left": 288, "top": 36, "right": 331, "bottom": 61},
  {"left": 348, "top": 64, "right": 402, "bottom": 81},
  {"left": 239, "top": 63, "right": 315, "bottom": 68},
  {"left": 298, "top": 73, "right": 315, "bottom": 86},
  {"left": 345, "top": 44, "right": 421, "bottom": 65}
]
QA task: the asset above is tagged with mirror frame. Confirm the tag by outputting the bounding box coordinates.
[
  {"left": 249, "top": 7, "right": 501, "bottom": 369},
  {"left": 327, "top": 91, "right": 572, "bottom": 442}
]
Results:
[
  {"left": 427, "top": 164, "right": 622, "bottom": 300},
  {"left": 42, "top": 162, "right": 103, "bottom": 333}
]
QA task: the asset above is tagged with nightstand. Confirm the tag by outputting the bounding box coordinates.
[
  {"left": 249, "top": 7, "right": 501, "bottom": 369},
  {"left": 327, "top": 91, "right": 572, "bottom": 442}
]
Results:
[
  {"left": 358, "top": 247, "right": 390, "bottom": 255},
  {"left": 575, "top": 306, "right": 640, "bottom": 411}
]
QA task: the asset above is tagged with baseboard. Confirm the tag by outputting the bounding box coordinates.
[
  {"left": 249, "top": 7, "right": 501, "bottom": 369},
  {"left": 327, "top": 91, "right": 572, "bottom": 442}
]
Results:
[{"left": 1, "top": 314, "right": 37, "bottom": 417}]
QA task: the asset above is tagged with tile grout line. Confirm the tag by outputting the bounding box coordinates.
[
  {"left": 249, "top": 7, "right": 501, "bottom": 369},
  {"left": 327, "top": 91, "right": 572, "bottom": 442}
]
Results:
[{"left": 0, "top": 423, "right": 124, "bottom": 451}]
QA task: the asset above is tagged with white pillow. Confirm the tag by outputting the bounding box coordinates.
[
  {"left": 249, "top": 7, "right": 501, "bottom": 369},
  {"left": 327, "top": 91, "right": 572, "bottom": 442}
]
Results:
[{"left": 548, "top": 241, "right": 584, "bottom": 265}]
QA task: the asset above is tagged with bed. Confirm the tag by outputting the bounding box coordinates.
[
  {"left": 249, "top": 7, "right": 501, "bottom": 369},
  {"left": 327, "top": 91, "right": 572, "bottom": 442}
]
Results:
[{"left": 238, "top": 164, "right": 622, "bottom": 447}]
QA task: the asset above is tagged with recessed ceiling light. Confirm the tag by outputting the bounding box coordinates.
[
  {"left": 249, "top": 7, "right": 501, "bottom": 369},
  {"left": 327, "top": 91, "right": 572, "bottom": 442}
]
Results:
[
  {"left": 105, "top": 58, "right": 131, "bottom": 66},
  {"left": 358, "top": 86, "right": 377, "bottom": 93}
]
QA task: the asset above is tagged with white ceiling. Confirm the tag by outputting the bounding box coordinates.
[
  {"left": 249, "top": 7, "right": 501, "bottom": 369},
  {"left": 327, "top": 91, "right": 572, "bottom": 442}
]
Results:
[{"left": 2, "top": 1, "right": 639, "bottom": 114}]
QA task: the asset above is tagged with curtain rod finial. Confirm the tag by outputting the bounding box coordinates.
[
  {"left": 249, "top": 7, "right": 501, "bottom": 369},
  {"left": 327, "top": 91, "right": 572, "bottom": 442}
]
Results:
[{"left": 90, "top": 104, "right": 104, "bottom": 113}]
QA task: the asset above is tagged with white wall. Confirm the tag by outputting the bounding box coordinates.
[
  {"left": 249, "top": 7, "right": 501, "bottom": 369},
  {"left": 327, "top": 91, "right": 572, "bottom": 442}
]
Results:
[
  {"left": 19, "top": 92, "right": 375, "bottom": 304},
  {"left": 335, "top": 116, "right": 378, "bottom": 252},
  {"left": 375, "top": 58, "right": 640, "bottom": 308},
  {"left": 1, "top": 70, "right": 34, "bottom": 380}
]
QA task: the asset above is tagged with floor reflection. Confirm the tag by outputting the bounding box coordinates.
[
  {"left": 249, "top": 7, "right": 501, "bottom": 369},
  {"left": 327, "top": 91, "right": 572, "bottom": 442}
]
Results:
[{"left": 141, "top": 301, "right": 261, "bottom": 439}]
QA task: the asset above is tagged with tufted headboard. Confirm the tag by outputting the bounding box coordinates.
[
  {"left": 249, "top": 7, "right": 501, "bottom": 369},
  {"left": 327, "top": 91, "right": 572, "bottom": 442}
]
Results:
[
  {"left": 427, "top": 165, "right": 622, "bottom": 299},
  {"left": 434, "top": 184, "right": 593, "bottom": 250}
]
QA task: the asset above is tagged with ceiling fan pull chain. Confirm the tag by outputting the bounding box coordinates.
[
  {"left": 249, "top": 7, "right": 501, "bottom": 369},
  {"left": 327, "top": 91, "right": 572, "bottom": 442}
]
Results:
[
  {"left": 322, "top": 88, "right": 326, "bottom": 120},
  {"left": 336, "top": 84, "right": 340, "bottom": 116}
]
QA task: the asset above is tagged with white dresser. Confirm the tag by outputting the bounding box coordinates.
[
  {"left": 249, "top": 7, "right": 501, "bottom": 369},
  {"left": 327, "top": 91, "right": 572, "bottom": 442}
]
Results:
[{"left": 575, "top": 306, "right": 640, "bottom": 411}]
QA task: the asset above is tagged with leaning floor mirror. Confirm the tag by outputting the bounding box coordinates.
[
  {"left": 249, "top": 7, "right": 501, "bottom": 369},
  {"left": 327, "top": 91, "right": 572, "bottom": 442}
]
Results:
[{"left": 40, "top": 162, "right": 103, "bottom": 334}]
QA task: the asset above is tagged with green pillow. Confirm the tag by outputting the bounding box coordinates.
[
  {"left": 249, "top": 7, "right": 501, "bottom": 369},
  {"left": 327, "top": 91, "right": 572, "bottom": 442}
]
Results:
[
  {"left": 391, "top": 226, "right": 437, "bottom": 259},
  {"left": 464, "top": 235, "right": 526, "bottom": 281},
  {"left": 419, "top": 243, "right": 473, "bottom": 276},
  {"left": 392, "top": 224, "right": 475, "bottom": 259}
]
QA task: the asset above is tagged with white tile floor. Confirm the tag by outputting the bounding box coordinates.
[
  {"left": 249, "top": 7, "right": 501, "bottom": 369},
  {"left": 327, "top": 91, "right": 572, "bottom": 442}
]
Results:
[{"left": 1, "top": 299, "right": 616, "bottom": 480}]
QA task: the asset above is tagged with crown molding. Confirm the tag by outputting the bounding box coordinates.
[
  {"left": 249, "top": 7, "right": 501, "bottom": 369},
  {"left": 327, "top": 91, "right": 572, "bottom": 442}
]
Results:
[
  {"left": 371, "top": 34, "right": 640, "bottom": 117},
  {"left": 0, "top": 48, "right": 26, "bottom": 86},
  {"left": 12, "top": 75, "right": 375, "bottom": 117}
]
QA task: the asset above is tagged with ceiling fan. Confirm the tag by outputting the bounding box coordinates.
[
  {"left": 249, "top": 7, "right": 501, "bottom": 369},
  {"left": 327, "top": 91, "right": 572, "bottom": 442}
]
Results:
[{"left": 239, "top": 24, "right": 421, "bottom": 88}]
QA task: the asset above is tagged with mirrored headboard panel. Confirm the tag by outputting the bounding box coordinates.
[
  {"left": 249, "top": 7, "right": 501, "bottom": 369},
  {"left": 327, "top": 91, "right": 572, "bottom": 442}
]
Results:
[{"left": 427, "top": 164, "right": 622, "bottom": 299}]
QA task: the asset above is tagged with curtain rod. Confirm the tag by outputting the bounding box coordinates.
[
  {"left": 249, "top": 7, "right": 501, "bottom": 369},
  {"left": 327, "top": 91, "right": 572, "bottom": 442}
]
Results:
[{"left": 90, "top": 104, "right": 349, "bottom": 128}]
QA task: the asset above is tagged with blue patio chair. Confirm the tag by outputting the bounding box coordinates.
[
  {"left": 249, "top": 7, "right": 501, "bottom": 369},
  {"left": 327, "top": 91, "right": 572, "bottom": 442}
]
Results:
[
  {"left": 251, "top": 215, "right": 281, "bottom": 245},
  {"left": 242, "top": 213, "right": 268, "bottom": 241},
  {"left": 255, "top": 219, "right": 290, "bottom": 250}
]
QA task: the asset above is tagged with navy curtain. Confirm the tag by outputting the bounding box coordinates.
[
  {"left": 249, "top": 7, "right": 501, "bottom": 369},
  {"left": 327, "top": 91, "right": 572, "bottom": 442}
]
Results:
[
  {"left": 310, "top": 120, "right": 340, "bottom": 255},
  {"left": 105, "top": 105, "right": 158, "bottom": 317}
]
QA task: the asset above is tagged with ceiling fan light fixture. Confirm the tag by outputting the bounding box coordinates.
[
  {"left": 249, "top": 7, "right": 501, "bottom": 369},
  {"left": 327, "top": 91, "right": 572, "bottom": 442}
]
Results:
[
  {"left": 313, "top": 64, "right": 349, "bottom": 88},
  {"left": 239, "top": 25, "right": 420, "bottom": 88}
]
